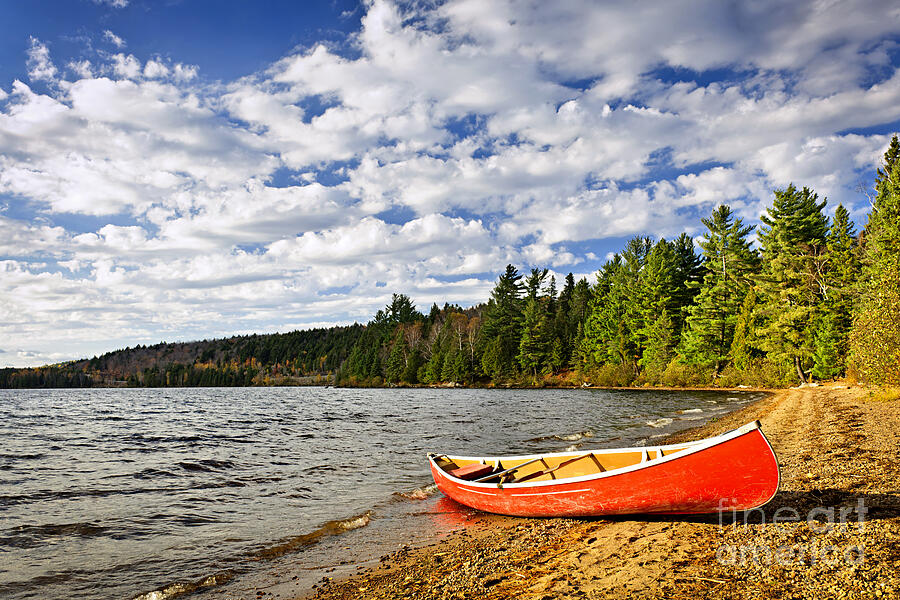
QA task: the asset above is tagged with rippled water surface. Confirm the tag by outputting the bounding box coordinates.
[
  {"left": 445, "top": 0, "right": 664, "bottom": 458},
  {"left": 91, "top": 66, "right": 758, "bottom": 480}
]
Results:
[{"left": 0, "top": 387, "right": 763, "bottom": 599}]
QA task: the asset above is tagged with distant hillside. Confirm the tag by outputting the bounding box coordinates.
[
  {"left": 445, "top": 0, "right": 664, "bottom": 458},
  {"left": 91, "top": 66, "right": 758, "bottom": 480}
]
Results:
[{"left": 0, "top": 325, "right": 364, "bottom": 388}]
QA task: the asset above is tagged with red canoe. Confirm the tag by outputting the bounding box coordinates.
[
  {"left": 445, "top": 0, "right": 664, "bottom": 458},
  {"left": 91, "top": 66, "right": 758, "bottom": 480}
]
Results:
[{"left": 428, "top": 420, "right": 779, "bottom": 517}]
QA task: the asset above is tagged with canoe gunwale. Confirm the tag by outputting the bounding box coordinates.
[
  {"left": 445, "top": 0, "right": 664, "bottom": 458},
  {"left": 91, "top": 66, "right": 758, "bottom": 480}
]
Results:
[{"left": 429, "top": 420, "right": 776, "bottom": 492}]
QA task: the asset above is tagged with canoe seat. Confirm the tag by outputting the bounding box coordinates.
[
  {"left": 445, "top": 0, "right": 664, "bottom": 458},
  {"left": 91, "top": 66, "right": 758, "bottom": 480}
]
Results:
[{"left": 448, "top": 463, "right": 495, "bottom": 480}]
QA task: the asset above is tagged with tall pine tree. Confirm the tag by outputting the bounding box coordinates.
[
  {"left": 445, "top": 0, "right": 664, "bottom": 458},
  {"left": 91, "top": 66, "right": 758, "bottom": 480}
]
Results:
[
  {"left": 680, "top": 205, "right": 759, "bottom": 373},
  {"left": 730, "top": 288, "right": 762, "bottom": 371},
  {"left": 551, "top": 273, "right": 576, "bottom": 369},
  {"left": 385, "top": 329, "right": 407, "bottom": 383},
  {"left": 812, "top": 204, "right": 859, "bottom": 379},
  {"left": 479, "top": 265, "right": 525, "bottom": 381},
  {"left": 851, "top": 136, "right": 900, "bottom": 384},
  {"left": 755, "top": 184, "right": 828, "bottom": 383},
  {"left": 637, "top": 239, "right": 681, "bottom": 375},
  {"left": 518, "top": 296, "right": 552, "bottom": 377},
  {"left": 672, "top": 232, "right": 704, "bottom": 339},
  {"left": 580, "top": 237, "right": 660, "bottom": 378}
]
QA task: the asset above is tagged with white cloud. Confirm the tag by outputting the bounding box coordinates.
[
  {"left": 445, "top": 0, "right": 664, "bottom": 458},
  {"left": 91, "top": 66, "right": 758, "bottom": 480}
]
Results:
[
  {"left": 111, "top": 53, "right": 141, "bottom": 78},
  {"left": 93, "top": 0, "right": 128, "bottom": 7},
  {"left": 0, "top": 74, "right": 277, "bottom": 216},
  {"left": 26, "top": 37, "right": 57, "bottom": 82},
  {"left": 0, "top": 215, "right": 66, "bottom": 257},
  {"left": 67, "top": 59, "right": 93, "bottom": 78},
  {"left": 173, "top": 63, "right": 198, "bottom": 82},
  {"left": 497, "top": 185, "right": 668, "bottom": 247},
  {"left": 103, "top": 30, "right": 126, "bottom": 48},
  {"left": 267, "top": 213, "right": 497, "bottom": 270},
  {"left": 143, "top": 59, "right": 169, "bottom": 79},
  {"left": 2, "top": 0, "right": 900, "bottom": 365}
]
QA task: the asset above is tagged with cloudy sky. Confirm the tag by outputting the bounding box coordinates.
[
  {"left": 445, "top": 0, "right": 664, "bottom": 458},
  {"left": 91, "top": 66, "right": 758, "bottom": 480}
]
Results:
[{"left": 2, "top": 0, "right": 899, "bottom": 367}]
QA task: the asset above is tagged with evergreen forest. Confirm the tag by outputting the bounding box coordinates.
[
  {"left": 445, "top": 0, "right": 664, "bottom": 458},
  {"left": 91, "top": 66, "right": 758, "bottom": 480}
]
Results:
[{"left": 4, "top": 136, "right": 900, "bottom": 389}]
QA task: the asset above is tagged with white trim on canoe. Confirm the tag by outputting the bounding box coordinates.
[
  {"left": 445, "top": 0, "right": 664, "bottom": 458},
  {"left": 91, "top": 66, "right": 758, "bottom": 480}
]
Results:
[
  {"left": 510, "top": 488, "right": 592, "bottom": 497},
  {"left": 429, "top": 420, "right": 772, "bottom": 491}
]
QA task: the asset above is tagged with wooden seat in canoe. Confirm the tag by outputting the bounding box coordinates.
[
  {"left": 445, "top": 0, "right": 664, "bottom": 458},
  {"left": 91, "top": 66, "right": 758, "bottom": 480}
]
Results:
[{"left": 448, "top": 462, "right": 495, "bottom": 480}]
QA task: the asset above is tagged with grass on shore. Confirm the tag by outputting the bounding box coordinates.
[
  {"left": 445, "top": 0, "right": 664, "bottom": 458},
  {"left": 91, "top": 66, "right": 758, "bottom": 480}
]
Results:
[{"left": 867, "top": 386, "right": 900, "bottom": 402}]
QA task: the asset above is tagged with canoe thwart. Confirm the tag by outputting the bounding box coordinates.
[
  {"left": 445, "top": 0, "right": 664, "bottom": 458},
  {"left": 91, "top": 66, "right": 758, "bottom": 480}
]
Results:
[{"left": 472, "top": 457, "right": 544, "bottom": 482}]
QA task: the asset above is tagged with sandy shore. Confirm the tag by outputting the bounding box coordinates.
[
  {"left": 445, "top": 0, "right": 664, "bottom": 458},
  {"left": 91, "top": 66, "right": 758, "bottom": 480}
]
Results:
[{"left": 291, "top": 385, "right": 900, "bottom": 600}]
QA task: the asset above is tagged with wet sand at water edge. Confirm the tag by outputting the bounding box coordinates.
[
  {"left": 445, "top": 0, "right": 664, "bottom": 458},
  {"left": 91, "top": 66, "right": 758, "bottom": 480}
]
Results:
[{"left": 266, "top": 385, "right": 900, "bottom": 600}]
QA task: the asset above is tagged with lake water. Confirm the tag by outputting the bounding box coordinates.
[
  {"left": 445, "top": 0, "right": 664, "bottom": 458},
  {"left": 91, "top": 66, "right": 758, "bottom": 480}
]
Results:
[{"left": 0, "top": 387, "right": 763, "bottom": 599}]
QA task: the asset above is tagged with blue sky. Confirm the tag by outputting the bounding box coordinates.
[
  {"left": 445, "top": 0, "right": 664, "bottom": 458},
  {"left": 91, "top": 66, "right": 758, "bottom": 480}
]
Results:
[
  {"left": 0, "top": 1, "right": 363, "bottom": 83},
  {"left": 2, "top": 0, "right": 900, "bottom": 367}
]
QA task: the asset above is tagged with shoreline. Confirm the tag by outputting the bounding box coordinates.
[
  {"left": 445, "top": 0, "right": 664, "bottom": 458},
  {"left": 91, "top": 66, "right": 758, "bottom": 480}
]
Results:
[
  {"left": 292, "top": 383, "right": 899, "bottom": 600},
  {"left": 2, "top": 382, "right": 778, "bottom": 395},
  {"left": 184, "top": 387, "right": 761, "bottom": 600}
]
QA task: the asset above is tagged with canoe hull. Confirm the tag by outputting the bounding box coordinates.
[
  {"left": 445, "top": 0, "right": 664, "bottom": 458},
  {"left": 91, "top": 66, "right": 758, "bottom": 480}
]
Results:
[{"left": 429, "top": 424, "right": 778, "bottom": 517}]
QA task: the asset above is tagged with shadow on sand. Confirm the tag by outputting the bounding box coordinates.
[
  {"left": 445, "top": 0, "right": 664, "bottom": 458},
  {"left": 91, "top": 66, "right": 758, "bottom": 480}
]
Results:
[{"left": 588, "top": 489, "right": 900, "bottom": 526}]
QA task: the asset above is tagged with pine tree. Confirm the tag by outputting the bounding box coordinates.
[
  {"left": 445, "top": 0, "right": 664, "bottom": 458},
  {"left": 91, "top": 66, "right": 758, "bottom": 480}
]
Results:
[
  {"left": 581, "top": 255, "right": 629, "bottom": 368},
  {"left": 424, "top": 338, "right": 445, "bottom": 383},
  {"left": 813, "top": 204, "right": 860, "bottom": 377},
  {"left": 874, "top": 134, "right": 900, "bottom": 197},
  {"left": 812, "top": 311, "right": 843, "bottom": 380},
  {"left": 401, "top": 348, "right": 423, "bottom": 383},
  {"left": 449, "top": 347, "right": 472, "bottom": 383},
  {"left": 480, "top": 336, "right": 503, "bottom": 381},
  {"left": 479, "top": 265, "right": 525, "bottom": 381},
  {"left": 641, "top": 308, "right": 676, "bottom": 377},
  {"left": 672, "top": 232, "right": 704, "bottom": 338},
  {"left": 581, "top": 237, "right": 651, "bottom": 373},
  {"left": 427, "top": 302, "right": 441, "bottom": 324},
  {"left": 384, "top": 330, "right": 406, "bottom": 383},
  {"left": 518, "top": 296, "right": 551, "bottom": 377},
  {"left": 384, "top": 327, "right": 406, "bottom": 383},
  {"left": 552, "top": 273, "right": 575, "bottom": 368},
  {"left": 620, "top": 237, "right": 653, "bottom": 365},
  {"left": 524, "top": 268, "right": 549, "bottom": 300},
  {"left": 680, "top": 205, "right": 759, "bottom": 373},
  {"left": 386, "top": 294, "right": 423, "bottom": 324},
  {"left": 851, "top": 137, "right": 900, "bottom": 384},
  {"left": 545, "top": 275, "right": 557, "bottom": 316},
  {"left": 569, "top": 277, "right": 591, "bottom": 368},
  {"left": 634, "top": 239, "right": 683, "bottom": 378},
  {"left": 730, "top": 288, "right": 762, "bottom": 371},
  {"left": 368, "top": 348, "right": 383, "bottom": 381},
  {"left": 441, "top": 343, "right": 459, "bottom": 382},
  {"left": 637, "top": 239, "right": 681, "bottom": 368},
  {"left": 755, "top": 185, "right": 828, "bottom": 383},
  {"left": 548, "top": 337, "right": 565, "bottom": 374}
]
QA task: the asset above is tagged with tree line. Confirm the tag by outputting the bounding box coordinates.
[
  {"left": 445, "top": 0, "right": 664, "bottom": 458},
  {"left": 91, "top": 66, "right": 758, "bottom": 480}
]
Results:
[
  {"left": 0, "top": 325, "right": 363, "bottom": 388},
  {"left": 3, "top": 136, "right": 899, "bottom": 389},
  {"left": 336, "top": 273, "right": 592, "bottom": 386},
  {"left": 338, "top": 136, "right": 900, "bottom": 388}
]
